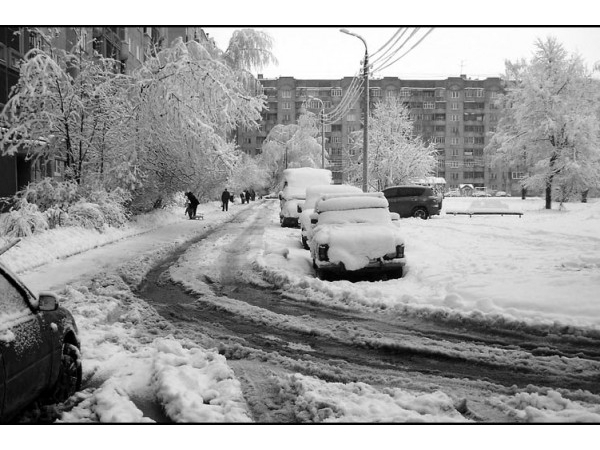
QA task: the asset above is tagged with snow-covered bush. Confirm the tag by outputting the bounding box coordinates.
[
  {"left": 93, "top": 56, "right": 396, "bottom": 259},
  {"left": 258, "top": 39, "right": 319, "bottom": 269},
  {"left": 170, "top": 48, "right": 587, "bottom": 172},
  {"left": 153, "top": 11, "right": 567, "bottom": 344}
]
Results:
[
  {"left": 0, "top": 200, "right": 49, "bottom": 237},
  {"left": 19, "top": 178, "right": 80, "bottom": 211},
  {"left": 84, "top": 188, "right": 131, "bottom": 228},
  {"left": 65, "top": 202, "right": 106, "bottom": 231}
]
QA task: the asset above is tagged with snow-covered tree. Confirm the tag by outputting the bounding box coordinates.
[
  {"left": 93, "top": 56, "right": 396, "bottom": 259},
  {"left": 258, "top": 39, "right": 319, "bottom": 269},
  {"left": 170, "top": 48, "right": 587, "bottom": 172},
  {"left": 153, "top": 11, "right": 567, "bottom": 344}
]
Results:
[
  {"left": 486, "top": 37, "right": 600, "bottom": 209},
  {"left": 258, "top": 113, "right": 323, "bottom": 189},
  {"left": 345, "top": 97, "right": 437, "bottom": 191},
  {"left": 121, "top": 37, "right": 268, "bottom": 208},
  {"left": 0, "top": 29, "right": 129, "bottom": 187}
]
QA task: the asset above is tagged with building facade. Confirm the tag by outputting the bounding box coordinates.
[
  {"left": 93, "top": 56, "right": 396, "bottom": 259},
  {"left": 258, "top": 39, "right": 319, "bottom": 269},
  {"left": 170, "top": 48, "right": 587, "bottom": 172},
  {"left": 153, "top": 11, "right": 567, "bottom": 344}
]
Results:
[{"left": 239, "top": 74, "right": 523, "bottom": 193}]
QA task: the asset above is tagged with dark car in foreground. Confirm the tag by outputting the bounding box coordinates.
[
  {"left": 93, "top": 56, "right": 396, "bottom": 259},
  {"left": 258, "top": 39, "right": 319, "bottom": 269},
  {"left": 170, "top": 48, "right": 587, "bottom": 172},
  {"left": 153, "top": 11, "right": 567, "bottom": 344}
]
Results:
[
  {"left": 383, "top": 185, "right": 442, "bottom": 219},
  {"left": 0, "top": 245, "right": 81, "bottom": 423}
]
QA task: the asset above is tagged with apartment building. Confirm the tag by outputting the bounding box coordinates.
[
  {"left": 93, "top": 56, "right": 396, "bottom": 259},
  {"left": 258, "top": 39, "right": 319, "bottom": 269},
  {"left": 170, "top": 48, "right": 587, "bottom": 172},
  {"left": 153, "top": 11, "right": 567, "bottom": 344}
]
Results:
[
  {"left": 239, "top": 74, "right": 524, "bottom": 193},
  {"left": 1, "top": 27, "right": 207, "bottom": 209}
]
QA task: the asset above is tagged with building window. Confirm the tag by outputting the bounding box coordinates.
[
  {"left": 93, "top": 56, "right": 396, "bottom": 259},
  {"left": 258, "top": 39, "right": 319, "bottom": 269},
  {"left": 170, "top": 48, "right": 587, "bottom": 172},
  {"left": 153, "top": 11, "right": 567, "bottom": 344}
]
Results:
[
  {"left": 451, "top": 114, "right": 459, "bottom": 122},
  {"left": 490, "top": 91, "right": 498, "bottom": 98},
  {"left": 435, "top": 125, "right": 445, "bottom": 132},
  {"left": 512, "top": 172, "right": 525, "bottom": 179},
  {"left": 451, "top": 126, "right": 459, "bottom": 134},
  {"left": 332, "top": 136, "right": 341, "bottom": 144},
  {"left": 451, "top": 137, "right": 460, "bottom": 145},
  {"left": 465, "top": 160, "right": 474, "bottom": 167},
  {"left": 451, "top": 91, "right": 459, "bottom": 98},
  {"left": 450, "top": 161, "right": 459, "bottom": 168},
  {"left": 324, "top": 101, "right": 332, "bottom": 108},
  {"left": 282, "top": 102, "right": 291, "bottom": 109},
  {"left": 323, "top": 124, "right": 332, "bottom": 132},
  {"left": 347, "top": 113, "right": 356, "bottom": 121},
  {"left": 283, "top": 114, "right": 291, "bottom": 122},
  {"left": 451, "top": 102, "right": 459, "bottom": 110},
  {"left": 370, "top": 88, "right": 380, "bottom": 97},
  {"left": 433, "top": 136, "right": 445, "bottom": 144},
  {"left": 282, "top": 90, "right": 292, "bottom": 98},
  {"left": 332, "top": 88, "right": 342, "bottom": 97},
  {"left": 400, "top": 88, "right": 410, "bottom": 97},
  {"left": 475, "top": 89, "right": 484, "bottom": 97},
  {"left": 452, "top": 148, "right": 459, "bottom": 156},
  {"left": 435, "top": 89, "right": 445, "bottom": 98},
  {"left": 386, "top": 89, "right": 396, "bottom": 98},
  {"left": 464, "top": 136, "right": 475, "bottom": 144},
  {"left": 424, "top": 101, "right": 434, "bottom": 109}
]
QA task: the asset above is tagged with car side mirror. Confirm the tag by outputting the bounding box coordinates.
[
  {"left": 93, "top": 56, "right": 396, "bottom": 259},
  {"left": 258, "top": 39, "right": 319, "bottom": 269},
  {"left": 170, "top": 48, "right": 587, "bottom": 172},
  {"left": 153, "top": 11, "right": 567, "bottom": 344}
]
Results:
[{"left": 38, "top": 292, "right": 59, "bottom": 311}]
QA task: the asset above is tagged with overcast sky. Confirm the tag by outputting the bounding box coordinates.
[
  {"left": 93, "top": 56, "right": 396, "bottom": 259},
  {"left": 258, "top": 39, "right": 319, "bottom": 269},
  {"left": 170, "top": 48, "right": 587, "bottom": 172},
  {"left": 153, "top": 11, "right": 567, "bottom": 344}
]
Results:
[{"left": 203, "top": 27, "right": 600, "bottom": 80}]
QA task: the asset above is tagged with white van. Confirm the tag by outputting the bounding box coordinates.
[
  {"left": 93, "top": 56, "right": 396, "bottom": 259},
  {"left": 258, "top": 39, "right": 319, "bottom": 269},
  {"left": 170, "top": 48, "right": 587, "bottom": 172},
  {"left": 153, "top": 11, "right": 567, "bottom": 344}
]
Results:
[{"left": 279, "top": 168, "right": 332, "bottom": 227}]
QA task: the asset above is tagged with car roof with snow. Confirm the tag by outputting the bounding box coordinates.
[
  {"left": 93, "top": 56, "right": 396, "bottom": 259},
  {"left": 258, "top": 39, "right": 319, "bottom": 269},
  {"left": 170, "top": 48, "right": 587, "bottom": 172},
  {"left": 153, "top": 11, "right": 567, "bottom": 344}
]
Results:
[
  {"left": 303, "top": 184, "right": 363, "bottom": 211},
  {"left": 315, "top": 192, "right": 388, "bottom": 213}
]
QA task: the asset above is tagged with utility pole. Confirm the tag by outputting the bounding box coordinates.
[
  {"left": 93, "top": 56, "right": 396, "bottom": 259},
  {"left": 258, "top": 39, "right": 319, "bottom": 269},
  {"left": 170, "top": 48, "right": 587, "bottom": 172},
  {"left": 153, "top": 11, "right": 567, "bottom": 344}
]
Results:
[
  {"left": 341, "top": 29, "right": 369, "bottom": 192},
  {"left": 362, "top": 51, "right": 369, "bottom": 192}
]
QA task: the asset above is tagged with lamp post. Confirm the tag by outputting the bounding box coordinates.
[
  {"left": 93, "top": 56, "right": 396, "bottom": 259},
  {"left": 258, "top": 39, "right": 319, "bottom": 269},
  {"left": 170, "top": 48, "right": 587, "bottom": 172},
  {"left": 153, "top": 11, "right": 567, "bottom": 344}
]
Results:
[
  {"left": 308, "top": 96, "right": 326, "bottom": 169},
  {"left": 340, "top": 28, "right": 369, "bottom": 192}
]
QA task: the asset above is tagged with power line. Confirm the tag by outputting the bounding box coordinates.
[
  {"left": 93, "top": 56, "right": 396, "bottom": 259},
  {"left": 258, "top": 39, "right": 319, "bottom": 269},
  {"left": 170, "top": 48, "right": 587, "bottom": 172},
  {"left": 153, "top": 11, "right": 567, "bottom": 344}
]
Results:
[
  {"left": 369, "top": 28, "right": 412, "bottom": 67},
  {"left": 369, "top": 28, "right": 404, "bottom": 59},
  {"left": 373, "top": 28, "right": 435, "bottom": 74}
]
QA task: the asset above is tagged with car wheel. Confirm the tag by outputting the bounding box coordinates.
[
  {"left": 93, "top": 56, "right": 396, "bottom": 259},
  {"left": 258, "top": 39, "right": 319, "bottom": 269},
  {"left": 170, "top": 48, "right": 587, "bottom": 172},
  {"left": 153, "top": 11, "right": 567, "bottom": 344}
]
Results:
[
  {"left": 50, "top": 343, "right": 82, "bottom": 403},
  {"left": 301, "top": 236, "right": 309, "bottom": 250},
  {"left": 412, "top": 207, "right": 429, "bottom": 219}
]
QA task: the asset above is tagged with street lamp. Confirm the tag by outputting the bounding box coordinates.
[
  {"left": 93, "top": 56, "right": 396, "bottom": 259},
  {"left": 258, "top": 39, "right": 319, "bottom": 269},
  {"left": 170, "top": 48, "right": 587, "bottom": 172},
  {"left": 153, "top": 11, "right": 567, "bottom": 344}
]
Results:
[
  {"left": 340, "top": 28, "right": 369, "bottom": 192},
  {"left": 307, "top": 96, "right": 326, "bottom": 169}
]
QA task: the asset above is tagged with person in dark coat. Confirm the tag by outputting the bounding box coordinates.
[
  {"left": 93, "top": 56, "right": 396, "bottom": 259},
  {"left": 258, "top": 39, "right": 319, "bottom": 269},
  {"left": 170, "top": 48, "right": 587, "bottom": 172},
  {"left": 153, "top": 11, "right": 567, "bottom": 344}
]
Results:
[
  {"left": 221, "top": 188, "right": 231, "bottom": 211},
  {"left": 185, "top": 192, "right": 200, "bottom": 219},
  {"left": 240, "top": 192, "right": 245, "bottom": 204},
  {"left": 245, "top": 190, "right": 251, "bottom": 203}
]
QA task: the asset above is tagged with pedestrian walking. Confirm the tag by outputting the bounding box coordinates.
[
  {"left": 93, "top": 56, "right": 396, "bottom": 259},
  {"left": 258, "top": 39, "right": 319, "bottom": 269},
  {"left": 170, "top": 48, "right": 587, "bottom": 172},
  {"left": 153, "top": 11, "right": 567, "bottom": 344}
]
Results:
[
  {"left": 185, "top": 192, "right": 200, "bottom": 219},
  {"left": 221, "top": 188, "right": 231, "bottom": 211},
  {"left": 240, "top": 192, "right": 245, "bottom": 204},
  {"left": 245, "top": 190, "right": 251, "bottom": 203}
]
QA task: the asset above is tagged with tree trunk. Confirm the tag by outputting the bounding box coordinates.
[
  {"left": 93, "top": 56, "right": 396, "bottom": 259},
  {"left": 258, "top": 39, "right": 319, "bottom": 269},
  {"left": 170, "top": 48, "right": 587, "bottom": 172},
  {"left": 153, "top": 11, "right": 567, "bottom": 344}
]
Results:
[
  {"left": 581, "top": 189, "right": 589, "bottom": 203},
  {"left": 545, "top": 153, "right": 558, "bottom": 210},
  {"left": 545, "top": 183, "right": 552, "bottom": 209}
]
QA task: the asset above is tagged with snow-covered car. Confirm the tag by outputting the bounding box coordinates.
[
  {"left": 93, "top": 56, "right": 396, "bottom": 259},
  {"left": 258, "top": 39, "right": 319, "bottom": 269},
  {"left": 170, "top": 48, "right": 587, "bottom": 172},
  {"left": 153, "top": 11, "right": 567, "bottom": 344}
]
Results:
[
  {"left": 309, "top": 193, "right": 406, "bottom": 279},
  {"left": 472, "top": 190, "right": 490, "bottom": 197},
  {"left": 298, "top": 184, "right": 363, "bottom": 249},
  {"left": 495, "top": 191, "right": 509, "bottom": 197},
  {"left": 445, "top": 190, "right": 460, "bottom": 197},
  {"left": 0, "top": 254, "right": 82, "bottom": 423},
  {"left": 279, "top": 168, "right": 332, "bottom": 228}
]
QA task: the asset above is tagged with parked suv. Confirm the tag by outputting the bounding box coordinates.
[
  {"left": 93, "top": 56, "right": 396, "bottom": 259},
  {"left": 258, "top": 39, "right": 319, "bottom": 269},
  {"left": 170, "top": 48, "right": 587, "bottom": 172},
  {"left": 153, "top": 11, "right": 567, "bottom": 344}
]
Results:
[
  {"left": 382, "top": 185, "right": 442, "bottom": 219},
  {"left": 0, "top": 250, "right": 82, "bottom": 423}
]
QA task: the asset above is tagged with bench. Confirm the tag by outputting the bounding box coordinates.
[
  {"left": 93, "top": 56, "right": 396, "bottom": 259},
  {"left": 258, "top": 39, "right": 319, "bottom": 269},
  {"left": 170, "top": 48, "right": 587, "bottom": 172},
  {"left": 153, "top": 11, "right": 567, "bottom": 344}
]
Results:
[{"left": 445, "top": 210, "right": 523, "bottom": 218}]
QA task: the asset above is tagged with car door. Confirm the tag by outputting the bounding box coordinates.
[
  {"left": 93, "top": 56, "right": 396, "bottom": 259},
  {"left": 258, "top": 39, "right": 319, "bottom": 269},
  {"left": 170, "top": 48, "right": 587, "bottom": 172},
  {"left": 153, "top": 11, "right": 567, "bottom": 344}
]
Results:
[{"left": 0, "top": 271, "right": 54, "bottom": 421}]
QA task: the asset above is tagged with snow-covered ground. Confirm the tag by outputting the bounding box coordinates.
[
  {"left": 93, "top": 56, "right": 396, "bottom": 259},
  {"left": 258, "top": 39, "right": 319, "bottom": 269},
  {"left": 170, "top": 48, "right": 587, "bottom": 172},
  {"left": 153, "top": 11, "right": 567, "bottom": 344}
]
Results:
[{"left": 2, "top": 195, "right": 600, "bottom": 431}]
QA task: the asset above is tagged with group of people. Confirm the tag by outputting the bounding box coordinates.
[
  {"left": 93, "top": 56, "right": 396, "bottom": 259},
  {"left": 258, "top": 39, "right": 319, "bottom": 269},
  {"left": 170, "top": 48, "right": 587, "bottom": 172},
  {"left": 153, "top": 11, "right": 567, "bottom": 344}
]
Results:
[
  {"left": 185, "top": 189, "right": 258, "bottom": 217},
  {"left": 220, "top": 188, "right": 256, "bottom": 211}
]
